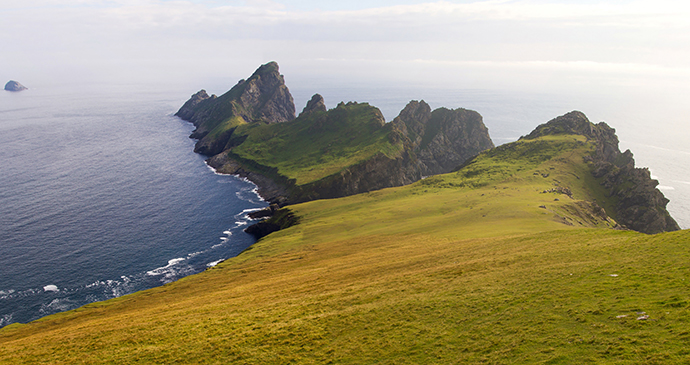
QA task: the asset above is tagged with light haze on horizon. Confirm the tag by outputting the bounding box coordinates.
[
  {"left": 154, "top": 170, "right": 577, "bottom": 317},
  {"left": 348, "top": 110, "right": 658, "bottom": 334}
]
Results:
[
  {"left": 2, "top": 0, "right": 690, "bottom": 227},
  {"left": 2, "top": 0, "right": 690, "bottom": 94}
]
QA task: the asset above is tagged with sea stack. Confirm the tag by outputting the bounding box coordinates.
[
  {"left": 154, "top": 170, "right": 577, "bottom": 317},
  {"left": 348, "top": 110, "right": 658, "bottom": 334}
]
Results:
[{"left": 4, "top": 80, "right": 27, "bottom": 92}]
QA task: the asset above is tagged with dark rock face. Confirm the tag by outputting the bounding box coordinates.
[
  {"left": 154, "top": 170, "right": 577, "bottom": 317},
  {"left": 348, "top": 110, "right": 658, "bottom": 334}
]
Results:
[
  {"left": 299, "top": 94, "right": 327, "bottom": 116},
  {"left": 4, "top": 80, "right": 27, "bottom": 92},
  {"left": 390, "top": 100, "right": 495, "bottom": 176},
  {"left": 177, "top": 64, "right": 495, "bottom": 209},
  {"left": 175, "top": 61, "right": 295, "bottom": 156},
  {"left": 245, "top": 207, "right": 299, "bottom": 240},
  {"left": 175, "top": 90, "right": 212, "bottom": 121},
  {"left": 523, "top": 111, "right": 680, "bottom": 234},
  {"left": 288, "top": 150, "right": 422, "bottom": 204}
]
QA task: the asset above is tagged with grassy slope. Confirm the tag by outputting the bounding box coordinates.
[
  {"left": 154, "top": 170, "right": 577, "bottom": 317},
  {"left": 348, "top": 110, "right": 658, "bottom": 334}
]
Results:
[
  {"left": 228, "top": 102, "right": 402, "bottom": 185},
  {"left": 2, "top": 135, "right": 689, "bottom": 364}
]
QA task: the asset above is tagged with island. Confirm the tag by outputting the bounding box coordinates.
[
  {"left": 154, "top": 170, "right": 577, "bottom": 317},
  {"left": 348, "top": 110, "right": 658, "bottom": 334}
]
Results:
[
  {"left": 4, "top": 80, "right": 27, "bottom": 92},
  {"left": 0, "top": 62, "right": 685, "bottom": 364}
]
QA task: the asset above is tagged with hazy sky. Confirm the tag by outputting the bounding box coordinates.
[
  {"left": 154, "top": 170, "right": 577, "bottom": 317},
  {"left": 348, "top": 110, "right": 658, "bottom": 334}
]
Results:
[{"left": 3, "top": 0, "right": 690, "bottom": 95}]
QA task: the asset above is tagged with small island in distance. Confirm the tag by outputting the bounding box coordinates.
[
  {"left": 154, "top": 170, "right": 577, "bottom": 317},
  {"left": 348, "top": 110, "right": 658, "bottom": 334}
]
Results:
[
  {"left": 1, "top": 62, "right": 686, "bottom": 364},
  {"left": 4, "top": 80, "right": 27, "bottom": 92}
]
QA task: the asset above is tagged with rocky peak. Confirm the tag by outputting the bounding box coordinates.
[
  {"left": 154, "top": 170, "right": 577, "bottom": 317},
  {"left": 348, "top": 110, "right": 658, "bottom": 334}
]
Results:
[
  {"left": 521, "top": 111, "right": 621, "bottom": 162},
  {"left": 237, "top": 62, "right": 294, "bottom": 124},
  {"left": 175, "top": 90, "right": 212, "bottom": 121},
  {"left": 300, "top": 94, "right": 327, "bottom": 116},
  {"left": 524, "top": 111, "right": 680, "bottom": 234},
  {"left": 391, "top": 101, "right": 494, "bottom": 176},
  {"left": 393, "top": 100, "right": 432, "bottom": 142},
  {"left": 175, "top": 61, "right": 296, "bottom": 156},
  {"left": 4, "top": 80, "right": 27, "bottom": 92}
]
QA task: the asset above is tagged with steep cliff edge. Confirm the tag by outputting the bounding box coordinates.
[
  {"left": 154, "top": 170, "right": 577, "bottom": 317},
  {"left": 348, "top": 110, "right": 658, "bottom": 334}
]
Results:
[
  {"left": 521, "top": 111, "right": 679, "bottom": 234},
  {"left": 390, "top": 100, "right": 494, "bottom": 176},
  {"left": 175, "top": 61, "right": 295, "bottom": 156},
  {"left": 176, "top": 63, "right": 494, "bottom": 206}
]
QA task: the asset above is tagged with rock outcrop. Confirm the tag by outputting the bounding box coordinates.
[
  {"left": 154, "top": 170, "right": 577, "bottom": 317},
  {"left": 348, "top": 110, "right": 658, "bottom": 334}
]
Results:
[
  {"left": 299, "top": 94, "right": 327, "bottom": 116},
  {"left": 522, "top": 111, "right": 680, "bottom": 234},
  {"left": 390, "top": 100, "right": 495, "bottom": 176},
  {"left": 177, "top": 64, "right": 495, "bottom": 208},
  {"left": 4, "top": 80, "right": 27, "bottom": 92},
  {"left": 175, "top": 61, "right": 295, "bottom": 156}
]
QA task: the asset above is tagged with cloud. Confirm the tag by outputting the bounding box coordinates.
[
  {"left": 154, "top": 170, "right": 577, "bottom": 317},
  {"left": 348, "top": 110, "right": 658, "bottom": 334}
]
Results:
[{"left": 2, "top": 0, "right": 689, "bottom": 88}]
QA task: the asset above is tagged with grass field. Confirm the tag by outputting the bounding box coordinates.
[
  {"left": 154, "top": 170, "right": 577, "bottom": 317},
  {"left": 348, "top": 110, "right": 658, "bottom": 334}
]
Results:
[
  {"left": 228, "top": 102, "right": 402, "bottom": 185},
  {"left": 1, "top": 133, "right": 688, "bottom": 364}
]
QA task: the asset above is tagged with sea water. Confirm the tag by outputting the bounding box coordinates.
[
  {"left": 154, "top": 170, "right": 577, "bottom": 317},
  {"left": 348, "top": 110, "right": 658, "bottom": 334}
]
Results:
[
  {"left": 1, "top": 81, "right": 688, "bottom": 328},
  {"left": 0, "top": 84, "right": 267, "bottom": 327}
]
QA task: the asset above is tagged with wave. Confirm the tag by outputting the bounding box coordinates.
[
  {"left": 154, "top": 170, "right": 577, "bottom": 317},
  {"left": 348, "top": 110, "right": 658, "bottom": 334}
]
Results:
[
  {"left": 146, "top": 257, "right": 186, "bottom": 276},
  {"left": 206, "top": 259, "right": 224, "bottom": 267},
  {"left": 43, "top": 284, "right": 59, "bottom": 292}
]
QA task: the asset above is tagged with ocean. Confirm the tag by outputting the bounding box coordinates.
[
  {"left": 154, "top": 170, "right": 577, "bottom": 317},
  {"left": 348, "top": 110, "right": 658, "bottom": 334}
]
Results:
[
  {"left": 1, "top": 81, "right": 687, "bottom": 328},
  {"left": 0, "top": 84, "right": 267, "bottom": 327}
]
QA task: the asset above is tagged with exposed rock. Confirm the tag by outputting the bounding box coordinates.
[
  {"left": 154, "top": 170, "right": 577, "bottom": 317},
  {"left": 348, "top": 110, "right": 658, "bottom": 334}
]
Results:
[
  {"left": 4, "top": 80, "right": 27, "bottom": 92},
  {"left": 299, "top": 94, "right": 327, "bottom": 116},
  {"left": 522, "top": 111, "right": 680, "bottom": 234},
  {"left": 248, "top": 204, "right": 280, "bottom": 219},
  {"left": 288, "top": 149, "right": 422, "bottom": 204},
  {"left": 175, "top": 90, "right": 212, "bottom": 121},
  {"left": 177, "top": 65, "right": 494, "bottom": 213},
  {"left": 390, "top": 100, "right": 495, "bottom": 175},
  {"left": 245, "top": 208, "right": 299, "bottom": 240},
  {"left": 175, "top": 61, "right": 296, "bottom": 156},
  {"left": 207, "top": 152, "right": 290, "bottom": 205}
]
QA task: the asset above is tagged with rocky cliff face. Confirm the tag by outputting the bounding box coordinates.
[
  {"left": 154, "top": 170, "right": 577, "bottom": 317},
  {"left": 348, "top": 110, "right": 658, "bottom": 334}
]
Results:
[
  {"left": 175, "top": 61, "right": 295, "bottom": 156},
  {"left": 522, "top": 111, "right": 680, "bottom": 234},
  {"left": 4, "top": 80, "right": 27, "bottom": 92},
  {"left": 390, "top": 100, "right": 495, "bottom": 176},
  {"left": 299, "top": 94, "right": 327, "bottom": 116},
  {"left": 176, "top": 63, "right": 495, "bottom": 207}
]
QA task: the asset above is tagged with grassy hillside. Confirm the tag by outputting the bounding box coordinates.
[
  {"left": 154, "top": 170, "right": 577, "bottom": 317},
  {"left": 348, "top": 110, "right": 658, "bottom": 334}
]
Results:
[
  {"left": 2, "top": 134, "right": 688, "bottom": 364},
  {"left": 226, "top": 102, "right": 402, "bottom": 185}
]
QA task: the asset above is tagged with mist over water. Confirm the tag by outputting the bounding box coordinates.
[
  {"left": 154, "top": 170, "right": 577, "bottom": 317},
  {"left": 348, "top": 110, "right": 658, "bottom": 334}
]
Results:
[{"left": 1, "top": 78, "right": 687, "bottom": 328}]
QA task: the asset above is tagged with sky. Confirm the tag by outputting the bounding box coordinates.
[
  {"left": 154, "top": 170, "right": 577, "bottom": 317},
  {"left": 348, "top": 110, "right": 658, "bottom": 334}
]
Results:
[{"left": 2, "top": 0, "right": 690, "bottom": 96}]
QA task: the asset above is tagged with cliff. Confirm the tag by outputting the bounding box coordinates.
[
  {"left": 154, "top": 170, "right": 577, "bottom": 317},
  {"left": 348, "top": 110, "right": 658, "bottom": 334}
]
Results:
[
  {"left": 7, "top": 100, "right": 689, "bottom": 363},
  {"left": 177, "top": 63, "right": 495, "bottom": 206},
  {"left": 390, "top": 100, "right": 494, "bottom": 176},
  {"left": 176, "top": 64, "right": 676, "bottom": 235},
  {"left": 521, "top": 111, "right": 679, "bottom": 234},
  {"left": 175, "top": 61, "right": 295, "bottom": 156},
  {"left": 4, "top": 80, "right": 27, "bottom": 92}
]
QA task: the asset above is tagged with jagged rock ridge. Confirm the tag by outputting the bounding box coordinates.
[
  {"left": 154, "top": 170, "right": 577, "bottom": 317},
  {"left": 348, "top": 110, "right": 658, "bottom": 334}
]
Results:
[
  {"left": 175, "top": 61, "right": 295, "bottom": 156},
  {"left": 299, "top": 94, "right": 327, "bottom": 116},
  {"left": 176, "top": 62, "right": 495, "bottom": 206},
  {"left": 390, "top": 100, "right": 495, "bottom": 176},
  {"left": 522, "top": 111, "right": 679, "bottom": 234}
]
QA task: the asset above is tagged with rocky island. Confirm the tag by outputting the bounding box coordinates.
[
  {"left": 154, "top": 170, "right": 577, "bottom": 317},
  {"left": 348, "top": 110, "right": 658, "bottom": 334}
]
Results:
[
  {"left": 176, "top": 62, "right": 494, "bottom": 206},
  {"left": 177, "top": 61, "right": 677, "bottom": 236},
  {"left": 1, "top": 62, "right": 686, "bottom": 363},
  {"left": 4, "top": 80, "right": 27, "bottom": 92}
]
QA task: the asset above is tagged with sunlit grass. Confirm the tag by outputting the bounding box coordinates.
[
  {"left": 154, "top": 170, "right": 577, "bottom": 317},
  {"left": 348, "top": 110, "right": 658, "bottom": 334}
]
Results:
[
  {"left": 1, "top": 134, "right": 688, "bottom": 364},
  {"left": 228, "top": 102, "right": 402, "bottom": 185}
]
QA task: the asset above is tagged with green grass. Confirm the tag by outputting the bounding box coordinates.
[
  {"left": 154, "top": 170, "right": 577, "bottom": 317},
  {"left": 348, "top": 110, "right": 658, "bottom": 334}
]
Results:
[
  {"left": 228, "top": 102, "right": 403, "bottom": 185},
  {"left": 1, "top": 133, "right": 688, "bottom": 364}
]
